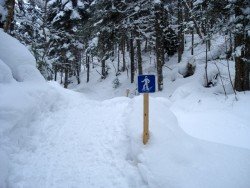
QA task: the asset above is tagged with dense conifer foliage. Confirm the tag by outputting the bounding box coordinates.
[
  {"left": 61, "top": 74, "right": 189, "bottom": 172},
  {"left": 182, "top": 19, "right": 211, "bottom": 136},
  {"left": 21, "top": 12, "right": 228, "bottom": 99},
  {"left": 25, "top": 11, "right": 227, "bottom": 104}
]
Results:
[{"left": 0, "top": 0, "right": 249, "bottom": 91}]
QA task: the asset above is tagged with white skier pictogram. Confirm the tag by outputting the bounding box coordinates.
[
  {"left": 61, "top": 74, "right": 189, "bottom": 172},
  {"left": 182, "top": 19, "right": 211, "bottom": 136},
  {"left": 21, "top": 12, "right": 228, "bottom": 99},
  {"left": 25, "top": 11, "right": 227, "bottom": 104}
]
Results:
[{"left": 141, "top": 76, "right": 150, "bottom": 92}]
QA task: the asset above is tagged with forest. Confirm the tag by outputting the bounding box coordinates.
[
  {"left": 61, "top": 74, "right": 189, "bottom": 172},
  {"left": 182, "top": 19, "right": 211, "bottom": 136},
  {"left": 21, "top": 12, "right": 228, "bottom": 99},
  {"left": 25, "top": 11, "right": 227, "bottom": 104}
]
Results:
[
  {"left": 1, "top": 1, "right": 250, "bottom": 187},
  {"left": 1, "top": 0, "right": 249, "bottom": 91}
]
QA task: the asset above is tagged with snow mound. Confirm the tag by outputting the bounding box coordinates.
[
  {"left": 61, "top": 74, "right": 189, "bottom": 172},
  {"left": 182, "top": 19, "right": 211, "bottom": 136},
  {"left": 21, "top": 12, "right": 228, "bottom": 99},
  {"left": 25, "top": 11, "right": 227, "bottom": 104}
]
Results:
[
  {"left": 170, "top": 85, "right": 250, "bottom": 150},
  {"left": 0, "top": 81, "right": 66, "bottom": 187},
  {"left": 126, "top": 96, "right": 250, "bottom": 188},
  {"left": 15, "top": 64, "right": 44, "bottom": 82},
  {"left": 0, "top": 150, "right": 8, "bottom": 188},
  {"left": 0, "top": 29, "right": 55, "bottom": 187},
  {"left": 0, "top": 29, "right": 73, "bottom": 181},
  {"left": 0, "top": 29, "right": 44, "bottom": 82},
  {"left": 0, "top": 59, "right": 14, "bottom": 83}
]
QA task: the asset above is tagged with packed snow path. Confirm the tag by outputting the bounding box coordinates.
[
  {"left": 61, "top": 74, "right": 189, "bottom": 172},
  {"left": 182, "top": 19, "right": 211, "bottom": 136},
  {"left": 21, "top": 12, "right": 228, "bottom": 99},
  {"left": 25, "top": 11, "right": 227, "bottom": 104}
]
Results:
[{"left": 8, "top": 93, "right": 146, "bottom": 188}]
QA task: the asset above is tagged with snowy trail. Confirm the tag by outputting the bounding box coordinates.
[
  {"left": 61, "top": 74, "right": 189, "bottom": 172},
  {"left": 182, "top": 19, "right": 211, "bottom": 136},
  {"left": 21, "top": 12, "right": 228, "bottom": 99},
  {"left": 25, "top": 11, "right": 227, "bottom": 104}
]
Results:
[
  {"left": 8, "top": 92, "right": 146, "bottom": 188},
  {"left": 5, "top": 88, "right": 250, "bottom": 188}
]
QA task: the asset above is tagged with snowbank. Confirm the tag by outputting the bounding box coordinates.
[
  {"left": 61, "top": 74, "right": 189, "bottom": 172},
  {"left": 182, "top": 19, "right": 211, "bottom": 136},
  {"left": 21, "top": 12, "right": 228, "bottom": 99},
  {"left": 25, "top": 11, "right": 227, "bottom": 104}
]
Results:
[
  {"left": 0, "top": 30, "right": 58, "bottom": 187},
  {"left": 0, "top": 29, "right": 44, "bottom": 82},
  {"left": 170, "top": 83, "right": 250, "bottom": 150},
  {"left": 0, "top": 81, "right": 68, "bottom": 187},
  {"left": 0, "top": 59, "right": 14, "bottom": 83},
  {"left": 126, "top": 96, "right": 250, "bottom": 188}
]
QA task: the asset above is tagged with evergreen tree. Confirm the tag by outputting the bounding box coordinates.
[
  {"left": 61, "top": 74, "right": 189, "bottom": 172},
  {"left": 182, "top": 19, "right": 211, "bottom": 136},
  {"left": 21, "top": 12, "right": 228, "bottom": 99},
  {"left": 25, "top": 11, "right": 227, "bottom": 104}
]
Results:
[
  {"left": 47, "top": 0, "right": 85, "bottom": 86},
  {"left": 233, "top": 0, "right": 250, "bottom": 91}
]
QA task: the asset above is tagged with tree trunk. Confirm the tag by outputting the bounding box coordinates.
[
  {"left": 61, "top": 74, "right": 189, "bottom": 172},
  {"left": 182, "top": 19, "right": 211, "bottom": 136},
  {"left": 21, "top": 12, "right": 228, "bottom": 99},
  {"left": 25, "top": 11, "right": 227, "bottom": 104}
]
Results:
[
  {"left": 234, "top": 0, "right": 250, "bottom": 91},
  {"left": 4, "top": 0, "right": 15, "bottom": 33},
  {"left": 202, "top": 0, "right": 211, "bottom": 51},
  {"left": 64, "top": 66, "right": 69, "bottom": 88},
  {"left": 86, "top": 54, "right": 90, "bottom": 82},
  {"left": 121, "top": 35, "right": 126, "bottom": 72},
  {"left": 127, "top": 37, "right": 130, "bottom": 52},
  {"left": 228, "top": 31, "right": 233, "bottom": 59},
  {"left": 54, "top": 65, "right": 57, "bottom": 81},
  {"left": 191, "top": 29, "right": 194, "bottom": 55},
  {"left": 137, "top": 38, "right": 143, "bottom": 75},
  {"left": 144, "top": 38, "right": 148, "bottom": 53},
  {"left": 117, "top": 45, "right": 120, "bottom": 72},
  {"left": 101, "top": 59, "right": 106, "bottom": 79},
  {"left": 60, "top": 67, "right": 63, "bottom": 84},
  {"left": 130, "top": 37, "right": 135, "bottom": 83},
  {"left": 205, "top": 40, "right": 209, "bottom": 87},
  {"left": 177, "top": 0, "right": 184, "bottom": 63},
  {"left": 155, "top": 2, "right": 164, "bottom": 91},
  {"left": 75, "top": 50, "right": 81, "bottom": 85},
  {"left": 245, "top": 28, "right": 250, "bottom": 89},
  {"left": 190, "top": 0, "right": 194, "bottom": 55},
  {"left": 76, "top": 63, "right": 80, "bottom": 84}
]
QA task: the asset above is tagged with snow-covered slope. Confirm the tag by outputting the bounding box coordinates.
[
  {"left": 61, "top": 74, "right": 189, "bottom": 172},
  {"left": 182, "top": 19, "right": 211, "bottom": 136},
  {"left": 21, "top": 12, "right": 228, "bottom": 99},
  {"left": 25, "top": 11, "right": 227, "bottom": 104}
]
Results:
[{"left": 0, "top": 29, "right": 44, "bottom": 82}]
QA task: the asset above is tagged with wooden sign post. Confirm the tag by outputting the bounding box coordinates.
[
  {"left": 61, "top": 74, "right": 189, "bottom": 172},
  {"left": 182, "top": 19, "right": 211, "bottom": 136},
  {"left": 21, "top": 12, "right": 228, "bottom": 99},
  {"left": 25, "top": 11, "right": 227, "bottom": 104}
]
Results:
[
  {"left": 143, "top": 93, "right": 149, "bottom": 144},
  {"left": 138, "top": 75, "right": 155, "bottom": 145}
]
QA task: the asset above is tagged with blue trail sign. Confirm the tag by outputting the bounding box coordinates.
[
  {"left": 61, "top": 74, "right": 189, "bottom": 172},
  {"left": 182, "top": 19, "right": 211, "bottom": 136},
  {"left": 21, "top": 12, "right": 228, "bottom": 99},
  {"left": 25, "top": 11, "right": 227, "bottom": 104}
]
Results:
[{"left": 138, "top": 75, "right": 156, "bottom": 93}]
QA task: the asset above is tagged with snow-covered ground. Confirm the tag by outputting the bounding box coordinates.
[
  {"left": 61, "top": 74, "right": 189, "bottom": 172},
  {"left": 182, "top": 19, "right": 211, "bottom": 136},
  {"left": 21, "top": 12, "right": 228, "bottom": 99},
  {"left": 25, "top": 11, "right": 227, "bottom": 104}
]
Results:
[
  {"left": 7, "top": 88, "right": 147, "bottom": 188},
  {"left": 0, "top": 30, "right": 250, "bottom": 188}
]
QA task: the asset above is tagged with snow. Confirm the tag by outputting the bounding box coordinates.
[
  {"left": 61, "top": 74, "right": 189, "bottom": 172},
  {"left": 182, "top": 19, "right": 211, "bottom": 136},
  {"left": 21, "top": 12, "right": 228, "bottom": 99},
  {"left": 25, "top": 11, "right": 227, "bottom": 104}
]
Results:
[
  {"left": 70, "top": 9, "right": 81, "bottom": 20},
  {"left": 1, "top": 29, "right": 250, "bottom": 188},
  {"left": 93, "top": 19, "right": 103, "bottom": 26},
  {"left": 128, "top": 96, "right": 250, "bottom": 188},
  {"left": 0, "top": 8, "right": 6, "bottom": 22},
  {"left": 2, "top": 86, "right": 249, "bottom": 187},
  {"left": 7, "top": 94, "right": 146, "bottom": 188},
  {"left": 153, "top": 0, "right": 161, "bottom": 4},
  {"left": 0, "top": 81, "right": 65, "bottom": 186},
  {"left": 134, "top": 6, "right": 140, "bottom": 12},
  {"left": 170, "top": 83, "right": 250, "bottom": 149},
  {"left": 0, "top": 0, "right": 6, "bottom": 21},
  {"left": 0, "top": 59, "right": 14, "bottom": 83},
  {"left": 0, "top": 30, "right": 53, "bottom": 187},
  {"left": 0, "top": 150, "right": 9, "bottom": 188},
  {"left": 0, "top": 0, "right": 5, "bottom": 6},
  {"left": 66, "top": 33, "right": 250, "bottom": 187},
  {"left": 235, "top": 45, "right": 243, "bottom": 57},
  {"left": 194, "top": 0, "right": 204, "bottom": 6},
  {"left": 53, "top": 11, "right": 65, "bottom": 23},
  {"left": 89, "top": 36, "right": 98, "bottom": 47},
  {"left": 243, "top": 7, "right": 250, "bottom": 15},
  {"left": 0, "top": 29, "right": 44, "bottom": 82},
  {"left": 64, "top": 0, "right": 73, "bottom": 10}
]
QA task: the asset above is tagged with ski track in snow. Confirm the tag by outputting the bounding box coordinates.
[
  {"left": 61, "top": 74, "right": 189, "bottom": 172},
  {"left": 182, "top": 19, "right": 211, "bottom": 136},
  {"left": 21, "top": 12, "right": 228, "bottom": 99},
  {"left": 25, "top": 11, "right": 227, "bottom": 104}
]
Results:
[{"left": 8, "top": 93, "right": 147, "bottom": 188}]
